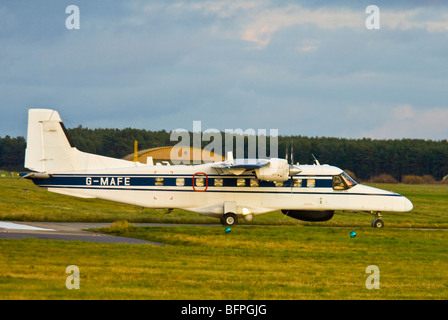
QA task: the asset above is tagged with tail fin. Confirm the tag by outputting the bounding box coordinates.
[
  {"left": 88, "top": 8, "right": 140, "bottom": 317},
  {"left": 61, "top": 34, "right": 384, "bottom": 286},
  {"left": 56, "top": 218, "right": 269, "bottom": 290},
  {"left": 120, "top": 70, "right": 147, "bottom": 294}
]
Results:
[{"left": 25, "top": 109, "right": 139, "bottom": 173}]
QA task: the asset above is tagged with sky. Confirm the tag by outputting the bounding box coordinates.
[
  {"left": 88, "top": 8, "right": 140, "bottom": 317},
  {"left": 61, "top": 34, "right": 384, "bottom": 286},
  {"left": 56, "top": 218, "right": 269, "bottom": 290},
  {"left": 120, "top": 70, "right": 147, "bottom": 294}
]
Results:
[{"left": 1, "top": 0, "right": 448, "bottom": 140}]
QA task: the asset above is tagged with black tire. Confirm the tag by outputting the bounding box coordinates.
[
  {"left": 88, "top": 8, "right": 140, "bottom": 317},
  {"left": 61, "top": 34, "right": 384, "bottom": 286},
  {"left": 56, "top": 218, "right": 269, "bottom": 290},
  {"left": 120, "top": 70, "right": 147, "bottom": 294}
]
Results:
[
  {"left": 222, "top": 212, "right": 238, "bottom": 226},
  {"left": 372, "top": 218, "right": 384, "bottom": 228}
]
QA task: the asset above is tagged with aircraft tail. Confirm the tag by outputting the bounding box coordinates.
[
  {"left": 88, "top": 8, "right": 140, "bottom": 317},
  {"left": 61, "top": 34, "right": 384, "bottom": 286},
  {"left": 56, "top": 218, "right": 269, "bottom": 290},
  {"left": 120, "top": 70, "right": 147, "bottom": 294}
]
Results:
[{"left": 25, "top": 109, "right": 139, "bottom": 173}]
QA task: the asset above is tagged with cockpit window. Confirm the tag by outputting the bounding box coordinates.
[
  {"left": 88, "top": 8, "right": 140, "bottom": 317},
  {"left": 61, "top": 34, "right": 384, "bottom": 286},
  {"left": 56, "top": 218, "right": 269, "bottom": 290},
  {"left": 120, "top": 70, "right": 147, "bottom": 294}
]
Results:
[
  {"left": 332, "top": 175, "right": 345, "bottom": 190},
  {"left": 341, "top": 171, "right": 358, "bottom": 187},
  {"left": 332, "top": 172, "right": 358, "bottom": 190}
]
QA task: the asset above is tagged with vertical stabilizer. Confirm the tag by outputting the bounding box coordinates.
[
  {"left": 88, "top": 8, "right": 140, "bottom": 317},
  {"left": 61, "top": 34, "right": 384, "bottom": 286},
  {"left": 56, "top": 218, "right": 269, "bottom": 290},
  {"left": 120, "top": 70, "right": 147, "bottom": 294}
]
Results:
[
  {"left": 25, "top": 109, "right": 140, "bottom": 173},
  {"left": 25, "top": 109, "right": 72, "bottom": 172},
  {"left": 24, "top": 109, "right": 47, "bottom": 172}
]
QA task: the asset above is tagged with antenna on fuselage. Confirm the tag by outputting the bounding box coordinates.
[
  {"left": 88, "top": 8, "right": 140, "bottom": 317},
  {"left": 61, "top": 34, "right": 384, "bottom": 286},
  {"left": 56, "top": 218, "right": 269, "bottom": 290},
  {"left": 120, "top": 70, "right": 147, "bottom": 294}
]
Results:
[{"left": 311, "top": 154, "right": 320, "bottom": 165}]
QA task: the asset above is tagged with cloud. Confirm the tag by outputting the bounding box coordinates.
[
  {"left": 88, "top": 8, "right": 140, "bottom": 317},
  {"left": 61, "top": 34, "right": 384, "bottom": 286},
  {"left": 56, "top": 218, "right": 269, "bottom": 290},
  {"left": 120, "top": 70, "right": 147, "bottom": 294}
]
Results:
[
  {"left": 362, "top": 105, "right": 448, "bottom": 140},
  {"left": 235, "top": 5, "right": 363, "bottom": 48},
  {"left": 153, "top": 1, "right": 448, "bottom": 48},
  {"left": 2, "top": 0, "right": 448, "bottom": 140},
  {"left": 297, "top": 45, "right": 318, "bottom": 52}
]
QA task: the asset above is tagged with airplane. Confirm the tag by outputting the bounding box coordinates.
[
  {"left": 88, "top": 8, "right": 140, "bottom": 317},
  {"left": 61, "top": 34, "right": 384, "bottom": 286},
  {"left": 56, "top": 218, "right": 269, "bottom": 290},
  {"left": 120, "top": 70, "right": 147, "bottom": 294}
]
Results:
[{"left": 21, "top": 109, "right": 413, "bottom": 228}]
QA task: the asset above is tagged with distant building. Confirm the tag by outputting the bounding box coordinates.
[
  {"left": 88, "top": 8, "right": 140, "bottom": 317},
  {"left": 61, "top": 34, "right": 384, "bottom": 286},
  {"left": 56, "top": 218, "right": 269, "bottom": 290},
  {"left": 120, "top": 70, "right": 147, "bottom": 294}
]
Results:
[{"left": 123, "top": 146, "right": 224, "bottom": 165}]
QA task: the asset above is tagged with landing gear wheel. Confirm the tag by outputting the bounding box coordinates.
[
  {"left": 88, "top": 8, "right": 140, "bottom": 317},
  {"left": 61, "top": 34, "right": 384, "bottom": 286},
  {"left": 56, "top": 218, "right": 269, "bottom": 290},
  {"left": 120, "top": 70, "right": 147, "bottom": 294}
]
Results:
[
  {"left": 369, "top": 211, "right": 384, "bottom": 228},
  {"left": 372, "top": 218, "right": 384, "bottom": 228},
  {"left": 221, "top": 212, "right": 238, "bottom": 226}
]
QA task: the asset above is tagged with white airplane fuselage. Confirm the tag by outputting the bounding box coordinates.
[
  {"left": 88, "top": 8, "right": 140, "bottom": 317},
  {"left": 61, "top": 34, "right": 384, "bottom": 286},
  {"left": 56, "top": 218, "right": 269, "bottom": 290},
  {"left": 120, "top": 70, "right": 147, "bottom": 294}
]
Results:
[
  {"left": 29, "top": 160, "right": 413, "bottom": 221},
  {"left": 23, "top": 109, "right": 413, "bottom": 227}
]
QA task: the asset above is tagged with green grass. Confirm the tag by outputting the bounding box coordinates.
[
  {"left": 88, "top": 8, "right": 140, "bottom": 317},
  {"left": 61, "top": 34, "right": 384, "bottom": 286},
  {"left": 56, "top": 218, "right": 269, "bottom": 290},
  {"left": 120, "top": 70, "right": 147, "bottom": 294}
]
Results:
[
  {"left": 0, "top": 176, "right": 447, "bottom": 299},
  {"left": 0, "top": 226, "right": 447, "bottom": 299}
]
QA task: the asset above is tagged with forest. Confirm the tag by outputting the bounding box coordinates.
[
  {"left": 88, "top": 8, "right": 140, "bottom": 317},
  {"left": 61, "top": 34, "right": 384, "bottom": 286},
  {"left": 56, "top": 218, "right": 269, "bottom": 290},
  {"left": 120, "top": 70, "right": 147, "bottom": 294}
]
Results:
[{"left": 1, "top": 126, "right": 447, "bottom": 182}]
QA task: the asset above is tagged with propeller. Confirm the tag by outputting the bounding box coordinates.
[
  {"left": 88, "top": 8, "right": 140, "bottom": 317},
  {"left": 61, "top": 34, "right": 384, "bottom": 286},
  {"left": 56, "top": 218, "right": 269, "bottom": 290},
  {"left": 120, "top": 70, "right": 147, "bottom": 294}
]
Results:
[
  {"left": 288, "top": 141, "right": 301, "bottom": 175},
  {"left": 287, "top": 141, "right": 301, "bottom": 193}
]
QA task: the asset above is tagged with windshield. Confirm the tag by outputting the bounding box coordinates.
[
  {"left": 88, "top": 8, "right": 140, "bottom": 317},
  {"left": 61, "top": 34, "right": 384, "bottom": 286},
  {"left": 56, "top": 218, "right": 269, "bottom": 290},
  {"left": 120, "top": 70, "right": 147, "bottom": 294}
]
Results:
[
  {"left": 333, "top": 172, "right": 358, "bottom": 190},
  {"left": 341, "top": 171, "right": 358, "bottom": 187}
]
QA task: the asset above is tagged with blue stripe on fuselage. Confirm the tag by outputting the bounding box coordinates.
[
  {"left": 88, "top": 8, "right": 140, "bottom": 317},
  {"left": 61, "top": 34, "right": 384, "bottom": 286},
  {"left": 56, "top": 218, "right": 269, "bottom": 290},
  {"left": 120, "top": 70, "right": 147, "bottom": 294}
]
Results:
[
  {"left": 31, "top": 174, "right": 333, "bottom": 188},
  {"left": 30, "top": 174, "right": 402, "bottom": 197}
]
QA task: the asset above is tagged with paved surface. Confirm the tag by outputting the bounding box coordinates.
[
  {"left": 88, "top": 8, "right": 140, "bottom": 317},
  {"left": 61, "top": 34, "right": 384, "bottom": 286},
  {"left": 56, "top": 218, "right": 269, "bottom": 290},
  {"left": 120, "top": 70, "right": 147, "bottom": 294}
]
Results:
[
  {"left": 1, "top": 221, "right": 444, "bottom": 245},
  {"left": 0, "top": 221, "right": 165, "bottom": 245}
]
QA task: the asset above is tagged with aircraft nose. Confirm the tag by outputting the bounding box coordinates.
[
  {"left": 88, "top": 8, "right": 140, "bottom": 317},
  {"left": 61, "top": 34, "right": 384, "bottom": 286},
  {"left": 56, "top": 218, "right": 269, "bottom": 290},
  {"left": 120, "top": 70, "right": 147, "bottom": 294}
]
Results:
[{"left": 403, "top": 197, "right": 413, "bottom": 212}]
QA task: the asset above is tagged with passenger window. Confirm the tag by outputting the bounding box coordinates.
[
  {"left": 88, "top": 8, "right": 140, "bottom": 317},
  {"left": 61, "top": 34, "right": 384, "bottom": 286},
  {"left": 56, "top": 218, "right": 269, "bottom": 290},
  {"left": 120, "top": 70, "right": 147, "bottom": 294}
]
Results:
[
  {"left": 306, "top": 179, "right": 315, "bottom": 188},
  {"left": 250, "top": 179, "right": 259, "bottom": 187},
  {"left": 155, "top": 177, "right": 164, "bottom": 186},
  {"left": 275, "top": 181, "right": 284, "bottom": 187},
  {"left": 293, "top": 179, "right": 302, "bottom": 187},
  {"left": 237, "top": 178, "right": 246, "bottom": 187},
  {"left": 214, "top": 178, "right": 223, "bottom": 187},
  {"left": 195, "top": 178, "right": 205, "bottom": 187},
  {"left": 176, "top": 178, "right": 185, "bottom": 186}
]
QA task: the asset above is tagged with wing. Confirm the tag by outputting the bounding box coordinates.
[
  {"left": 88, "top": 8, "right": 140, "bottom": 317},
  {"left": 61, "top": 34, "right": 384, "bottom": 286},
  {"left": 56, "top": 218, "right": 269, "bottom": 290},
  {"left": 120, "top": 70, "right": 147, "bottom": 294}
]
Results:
[{"left": 211, "top": 159, "right": 270, "bottom": 175}]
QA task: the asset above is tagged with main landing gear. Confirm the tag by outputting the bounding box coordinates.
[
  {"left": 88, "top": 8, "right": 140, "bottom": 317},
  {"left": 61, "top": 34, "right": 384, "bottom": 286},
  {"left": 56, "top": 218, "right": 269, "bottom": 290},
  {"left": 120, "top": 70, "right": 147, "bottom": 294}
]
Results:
[
  {"left": 370, "top": 211, "right": 384, "bottom": 228},
  {"left": 221, "top": 212, "right": 238, "bottom": 226}
]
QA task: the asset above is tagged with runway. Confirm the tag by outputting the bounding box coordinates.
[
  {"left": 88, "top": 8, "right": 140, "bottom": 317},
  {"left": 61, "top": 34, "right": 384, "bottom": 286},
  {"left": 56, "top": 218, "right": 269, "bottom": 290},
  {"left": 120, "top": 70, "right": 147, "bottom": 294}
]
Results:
[
  {"left": 0, "top": 221, "right": 165, "bottom": 245},
  {"left": 1, "top": 221, "right": 444, "bottom": 245}
]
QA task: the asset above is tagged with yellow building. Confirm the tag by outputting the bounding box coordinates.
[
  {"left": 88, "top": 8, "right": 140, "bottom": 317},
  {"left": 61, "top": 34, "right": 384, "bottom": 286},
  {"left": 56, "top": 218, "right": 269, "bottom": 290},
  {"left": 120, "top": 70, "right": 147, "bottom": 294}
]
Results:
[{"left": 123, "top": 146, "right": 224, "bottom": 165}]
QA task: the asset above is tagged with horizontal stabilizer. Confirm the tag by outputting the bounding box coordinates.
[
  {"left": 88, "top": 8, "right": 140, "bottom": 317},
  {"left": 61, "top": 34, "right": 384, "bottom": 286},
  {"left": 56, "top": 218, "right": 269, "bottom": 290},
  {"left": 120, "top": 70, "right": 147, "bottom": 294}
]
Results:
[{"left": 20, "top": 172, "right": 52, "bottom": 179}]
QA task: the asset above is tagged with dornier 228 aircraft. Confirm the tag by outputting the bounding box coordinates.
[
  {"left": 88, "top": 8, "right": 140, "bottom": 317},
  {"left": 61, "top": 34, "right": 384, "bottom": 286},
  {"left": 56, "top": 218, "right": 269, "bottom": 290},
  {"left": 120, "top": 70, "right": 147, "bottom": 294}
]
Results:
[{"left": 22, "top": 109, "right": 413, "bottom": 228}]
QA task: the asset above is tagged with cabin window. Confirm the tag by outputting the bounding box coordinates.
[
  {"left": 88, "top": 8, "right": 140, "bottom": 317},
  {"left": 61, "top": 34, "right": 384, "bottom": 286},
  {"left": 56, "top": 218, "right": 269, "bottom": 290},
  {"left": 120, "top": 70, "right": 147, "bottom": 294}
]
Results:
[
  {"left": 274, "top": 181, "right": 284, "bottom": 187},
  {"left": 214, "top": 178, "right": 223, "bottom": 187},
  {"left": 195, "top": 178, "right": 205, "bottom": 187},
  {"left": 306, "top": 179, "right": 315, "bottom": 188},
  {"left": 176, "top": 178, "right": 185, "bottom": 186},
  {"left": 293, "top": 179, "right": 302, "bottom": 187},
  {"left": 237, "top": 178, "right": 246, "bottom": 187},
  {"left": 155, "top": 177, "right": 164, "bottom": 186},
  {"left": 250, "top": 179, "right": 259, "bottom": 187}
]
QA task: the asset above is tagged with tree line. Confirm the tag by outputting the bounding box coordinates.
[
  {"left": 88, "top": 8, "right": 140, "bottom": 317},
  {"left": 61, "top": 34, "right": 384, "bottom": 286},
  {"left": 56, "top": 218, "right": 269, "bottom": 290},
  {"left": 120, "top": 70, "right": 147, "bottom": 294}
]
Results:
[{"left": 1, "top": 126, "right": 447, "bottom": 182}]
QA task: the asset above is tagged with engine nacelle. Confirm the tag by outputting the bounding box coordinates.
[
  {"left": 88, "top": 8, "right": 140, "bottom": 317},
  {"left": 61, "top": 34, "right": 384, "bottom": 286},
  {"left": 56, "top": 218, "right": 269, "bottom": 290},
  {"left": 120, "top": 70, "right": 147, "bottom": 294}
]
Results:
[
  {"left": 255, "top": 158, "right": 289, "bottom": 181},
  {"left": 281, "top": 210, "right": 335, "bottom": 222}
]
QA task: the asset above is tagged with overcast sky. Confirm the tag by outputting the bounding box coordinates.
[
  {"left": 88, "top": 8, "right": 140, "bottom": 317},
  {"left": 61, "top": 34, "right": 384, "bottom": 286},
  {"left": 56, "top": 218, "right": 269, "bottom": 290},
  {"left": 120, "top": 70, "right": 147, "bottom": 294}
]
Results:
[{"left": 1, "top": 0, "right": 448, "bottom": 140}]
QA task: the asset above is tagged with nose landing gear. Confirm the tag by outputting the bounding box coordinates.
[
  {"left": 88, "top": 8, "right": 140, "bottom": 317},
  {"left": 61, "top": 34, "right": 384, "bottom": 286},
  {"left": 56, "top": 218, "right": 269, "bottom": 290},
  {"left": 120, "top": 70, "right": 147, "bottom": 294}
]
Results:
[{"left": 370, "top": 211, "right": 384, "bottom": 228}]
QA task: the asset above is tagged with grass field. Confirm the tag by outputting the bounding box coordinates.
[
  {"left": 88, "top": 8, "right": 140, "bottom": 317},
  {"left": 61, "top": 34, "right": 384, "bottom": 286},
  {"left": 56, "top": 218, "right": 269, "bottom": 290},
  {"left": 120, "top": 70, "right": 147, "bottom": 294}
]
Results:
[{"left": 0, "top": 175, "right": 447, "bottom": 299}]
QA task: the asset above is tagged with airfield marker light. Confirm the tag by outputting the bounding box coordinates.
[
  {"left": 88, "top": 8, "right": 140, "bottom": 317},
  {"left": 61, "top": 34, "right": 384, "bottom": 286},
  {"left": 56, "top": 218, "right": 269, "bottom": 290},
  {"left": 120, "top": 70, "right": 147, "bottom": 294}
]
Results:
[
  {"left": 350, "top": 231, "right": 357, "bottom": 238},
  {"left": 225, "top": 227, "right": 231, "bottom": 233}
]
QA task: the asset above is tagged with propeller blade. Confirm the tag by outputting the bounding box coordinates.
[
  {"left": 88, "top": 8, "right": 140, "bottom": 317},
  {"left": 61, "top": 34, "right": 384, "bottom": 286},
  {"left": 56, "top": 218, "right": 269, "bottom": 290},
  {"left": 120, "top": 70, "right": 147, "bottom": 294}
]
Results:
[
  {"left": 290, "top": 142, "right": 293, "bottom": 164},
  {"left": 289, "top": 164, "right": 301, "bottom": 194}
]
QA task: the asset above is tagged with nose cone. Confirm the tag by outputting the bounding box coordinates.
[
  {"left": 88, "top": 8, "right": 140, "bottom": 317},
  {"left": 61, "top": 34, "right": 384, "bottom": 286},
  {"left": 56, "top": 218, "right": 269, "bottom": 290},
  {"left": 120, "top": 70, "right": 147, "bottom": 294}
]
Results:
[{"left": 404, "top": 197, "right": 413, "bottom": 212}]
